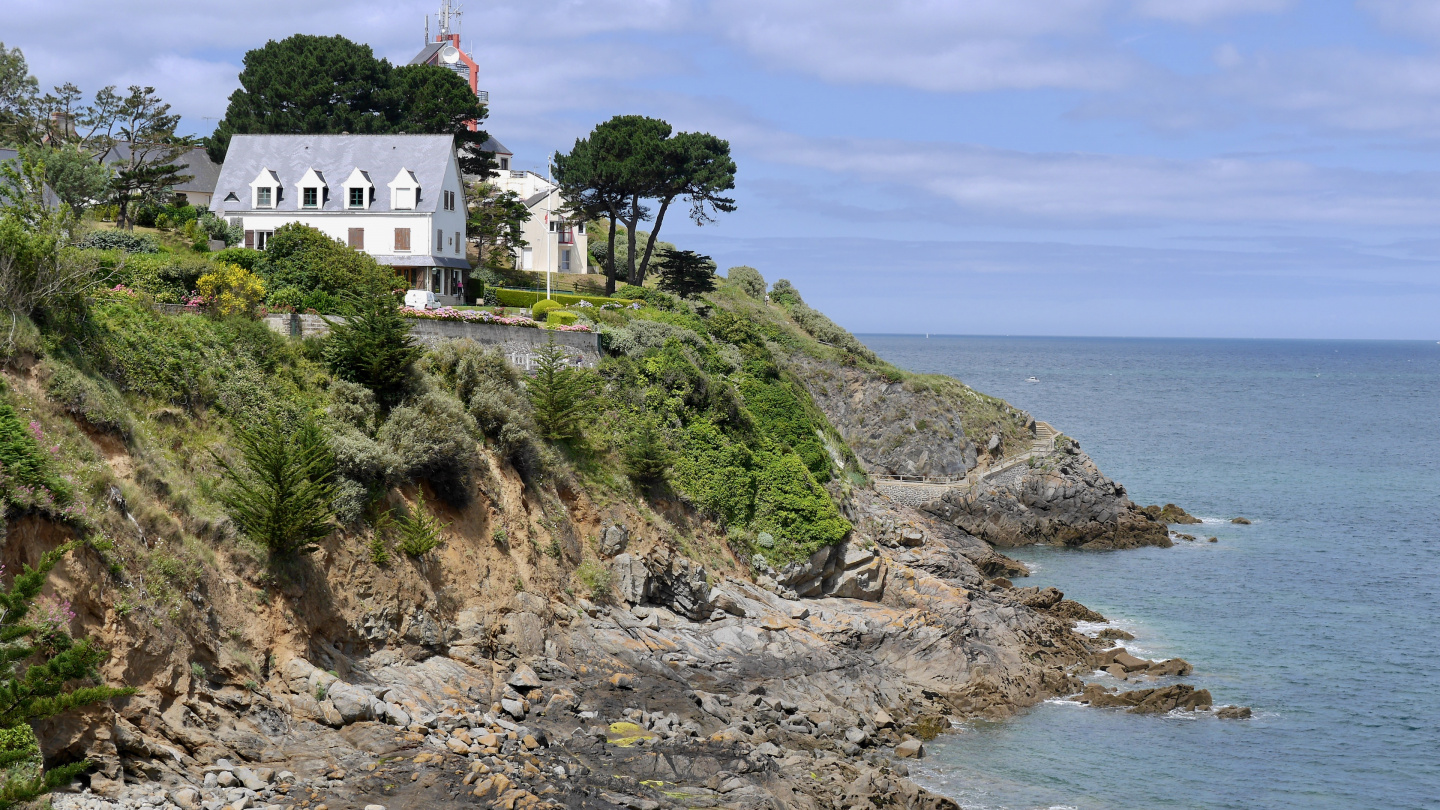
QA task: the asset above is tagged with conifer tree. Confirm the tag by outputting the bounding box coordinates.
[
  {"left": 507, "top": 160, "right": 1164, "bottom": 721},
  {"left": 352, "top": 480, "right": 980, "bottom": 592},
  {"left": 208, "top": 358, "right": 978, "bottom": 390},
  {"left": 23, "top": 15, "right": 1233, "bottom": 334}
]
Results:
[
  {"left": 322, "top": 294, "right": 423, "bottom": 409},
  {"left": 526, "top": 339, "right": 595, "bottom": 442},
  {"left": 213, "top": 414, "right": 337, "bottom": 558},
  {"left": 0, "top": 543, "right": 134, "bottom": 809},
  {"left": 396, "top": 488, "right": 445, "bottom": 557}
]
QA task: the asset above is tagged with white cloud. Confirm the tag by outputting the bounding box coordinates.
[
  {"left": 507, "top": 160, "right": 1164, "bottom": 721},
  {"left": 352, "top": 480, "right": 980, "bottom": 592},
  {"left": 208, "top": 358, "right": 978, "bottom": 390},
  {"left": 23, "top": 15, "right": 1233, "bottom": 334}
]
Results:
[
  {"left": 710, "top": 0, "right": 1136, "bottom": 92},
  {"left": 750, "top": 132, "right": 1440, "bottom": 227},
  {"left": 1130, "top": 0, "right": 1294, "bottom": 25},
  {"left": 1358, "top": 0, "right": 1440, "bottom": 41}
]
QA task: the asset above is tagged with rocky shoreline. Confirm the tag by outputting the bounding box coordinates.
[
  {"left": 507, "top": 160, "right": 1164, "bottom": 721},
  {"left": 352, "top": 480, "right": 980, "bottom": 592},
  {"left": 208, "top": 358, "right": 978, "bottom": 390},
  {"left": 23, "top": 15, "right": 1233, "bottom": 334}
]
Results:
[{"left": 9, "top": 313, "right": 1242, "bottom": 810}]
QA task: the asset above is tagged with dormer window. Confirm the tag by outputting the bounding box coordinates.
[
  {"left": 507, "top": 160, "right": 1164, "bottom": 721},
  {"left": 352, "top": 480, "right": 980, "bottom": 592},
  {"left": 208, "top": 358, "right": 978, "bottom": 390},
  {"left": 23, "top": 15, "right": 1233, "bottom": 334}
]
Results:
[
  {"left": 249, "top": 168, "right": 280, "bottom": 209},
  {"left": 388, "top": 168, "right": 420, "bottom": 211},
  {"left": 294, "top": 168, "right": 326, "bottom": 210},
  {"left": 343, "top": 167, "right": 374, "bottom": 210}
]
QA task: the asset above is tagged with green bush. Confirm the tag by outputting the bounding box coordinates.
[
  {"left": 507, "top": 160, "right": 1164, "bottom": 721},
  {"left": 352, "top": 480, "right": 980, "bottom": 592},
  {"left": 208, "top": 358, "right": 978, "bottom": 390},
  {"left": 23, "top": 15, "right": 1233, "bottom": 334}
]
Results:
[
  {"left": 575, "top": 561, "right": 612, "bottom": 599},
  {"left": 616, "top": 284, "right": 648, "bottom": 300},
  {"left": 0, "top": 543, "right": 135, "bottom": 809},
  {"left": 376, "top": 391, "right": 480, "bottom": 505},
  {"left": 322, "top": 294, "right": 424, "bottom": 408},
  {"left": 213, "top": 247, "right": 264, "bottom": 272},
  {"left": 0, "top": 398, "right": 73, "bottom": 510},
  {"left": 546, "top": 310, "right": 579, "bottom": 326},
  {"left": 751, "top": 451, "right": 851, "bottom": 563},
  {"left": 262, "top": 223, "right": 398, "bottom": 311},
  {"left": 43, "top": 363, "right": 132, "bottom": 439},
  {"left": 492, "top": 288, "right": 632, "bottom": 309},
  {"left": 669, "top": 419, "right": 756, "bottom": 526},
  {"left": 531, "top": 299, "right": 561, "bottom": 322},
  {"left": 725, "top": 266, "right": 766, "bottom": 299},
  {"left": 71, "top": 231, "right": 159, "bottom": 254},
  {"left": 266, "top": 286, "right": 304, "bottom": 311}
]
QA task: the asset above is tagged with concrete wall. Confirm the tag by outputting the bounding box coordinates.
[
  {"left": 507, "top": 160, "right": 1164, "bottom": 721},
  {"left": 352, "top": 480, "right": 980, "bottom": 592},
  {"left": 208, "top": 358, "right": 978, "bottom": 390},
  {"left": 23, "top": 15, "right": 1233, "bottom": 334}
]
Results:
[{"left": 263, "top": 313, "right": 601, "bottom": 369}]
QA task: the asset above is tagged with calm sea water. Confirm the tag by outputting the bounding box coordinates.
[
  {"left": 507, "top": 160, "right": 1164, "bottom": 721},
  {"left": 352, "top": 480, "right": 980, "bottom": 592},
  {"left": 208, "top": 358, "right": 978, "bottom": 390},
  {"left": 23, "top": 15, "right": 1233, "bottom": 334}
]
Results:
[{"left": 860, "top": 336, "right": 1440, "bottom": 810}]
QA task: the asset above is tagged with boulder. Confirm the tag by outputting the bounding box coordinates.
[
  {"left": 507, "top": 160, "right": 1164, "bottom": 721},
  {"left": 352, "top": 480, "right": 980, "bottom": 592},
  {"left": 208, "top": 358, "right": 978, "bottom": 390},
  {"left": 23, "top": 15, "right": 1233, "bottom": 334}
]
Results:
[
  {"left": 508, "top": 663, "right": 541, "bottom": 691},
  {"left": 898, "top": 528, "right": 925, "bottom": 547},
  {"left": 598, "top": 524, "right": 629, "bottom": 558},
  {"left": 1216, "top": 705, "right": 1252, "bottom": 720},
  {"left": 895, "top": 739, "right": 924, "bottom": 758},
  {"left": 1231, "top": 517, "right": 1251, "bottom": 525},
  {"left": 326, "top": 684, "right": 375, "bottom": 724},
  {"left": 1112, "top": 650, "right": 1150, "bottom": 672}
]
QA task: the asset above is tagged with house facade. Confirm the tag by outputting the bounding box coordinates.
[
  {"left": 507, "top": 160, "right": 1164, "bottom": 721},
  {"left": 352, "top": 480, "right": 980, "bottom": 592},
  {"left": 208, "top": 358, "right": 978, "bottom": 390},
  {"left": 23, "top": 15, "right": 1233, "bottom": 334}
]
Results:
[
  {"left": 211, "top": 134, "right": 471, "bottom": 304},
  {"left": 490, "top": 169, "right": 592, "bottom": 276},
  {"left": 100, "top": 144, "right": 221, "bottom": 208}
]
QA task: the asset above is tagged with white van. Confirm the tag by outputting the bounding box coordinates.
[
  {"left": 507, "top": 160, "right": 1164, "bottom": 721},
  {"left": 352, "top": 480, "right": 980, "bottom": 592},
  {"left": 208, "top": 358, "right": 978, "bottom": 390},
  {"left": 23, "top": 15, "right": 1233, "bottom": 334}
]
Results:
[{"left": 404, "top": 289, "right": 439, "bottom": 310}]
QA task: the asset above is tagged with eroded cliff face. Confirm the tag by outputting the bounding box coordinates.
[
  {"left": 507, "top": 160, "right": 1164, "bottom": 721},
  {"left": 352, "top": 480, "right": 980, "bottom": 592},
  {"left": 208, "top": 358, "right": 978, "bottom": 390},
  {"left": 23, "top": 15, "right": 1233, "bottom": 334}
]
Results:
[{"left": 17, "top": 423, "right": 1112, "bottom": 810}]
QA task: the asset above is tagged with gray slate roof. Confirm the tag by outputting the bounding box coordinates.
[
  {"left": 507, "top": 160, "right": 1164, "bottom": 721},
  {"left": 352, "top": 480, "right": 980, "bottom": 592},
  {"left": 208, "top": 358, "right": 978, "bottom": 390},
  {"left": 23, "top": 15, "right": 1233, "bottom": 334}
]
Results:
[
  {"left": 101, "top": 144, "right": 221, "bottom": 195},
  {"left": 212, "top": 134, "right": 456, "bottom": 215}
]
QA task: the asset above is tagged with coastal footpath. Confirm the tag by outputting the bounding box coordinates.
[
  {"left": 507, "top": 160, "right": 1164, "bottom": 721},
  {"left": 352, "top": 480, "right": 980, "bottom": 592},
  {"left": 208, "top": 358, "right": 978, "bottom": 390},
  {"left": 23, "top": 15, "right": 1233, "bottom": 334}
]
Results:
[{"left": 5, "top": 272, "right": 1207, "bottom": 810}]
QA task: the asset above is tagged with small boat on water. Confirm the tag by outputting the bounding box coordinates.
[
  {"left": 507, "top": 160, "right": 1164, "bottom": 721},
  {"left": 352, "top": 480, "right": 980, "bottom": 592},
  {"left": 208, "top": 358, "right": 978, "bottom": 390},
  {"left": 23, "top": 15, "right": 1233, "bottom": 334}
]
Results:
[{"left": 1026, "top": 376, "right": 1040, "bottom": 383}]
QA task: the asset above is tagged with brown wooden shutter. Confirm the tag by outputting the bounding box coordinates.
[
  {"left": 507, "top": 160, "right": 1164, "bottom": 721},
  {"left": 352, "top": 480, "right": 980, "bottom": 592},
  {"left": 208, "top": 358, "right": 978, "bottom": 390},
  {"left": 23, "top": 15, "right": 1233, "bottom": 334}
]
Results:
[
  {"left": 348, "top": 228, "right": 364, "bottom": 249},
  {"left": 244, "top": 230, "right": 254, "bottom": 249},
  {"left": 394, "top": 227, "right": 410, "bottom": 251}
]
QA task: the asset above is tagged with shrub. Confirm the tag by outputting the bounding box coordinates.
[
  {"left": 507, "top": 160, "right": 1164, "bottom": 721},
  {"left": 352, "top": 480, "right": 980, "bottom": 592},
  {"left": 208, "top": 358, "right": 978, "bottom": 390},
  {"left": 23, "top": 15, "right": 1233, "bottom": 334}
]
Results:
[
  {"left": 396, "top": 488, "right": 445, "bottom": 557},
  {"left": 670, "top": 418, "right": 756, "bottom": 526},
  {"left": 197, "top": 263, "right": 266, "bottom": 317},
  {"left": 213, "top": 247, "right": 264, "bottom": 272},
  {"left": 0, "top": 398, "right": 73, "bottom": 511},
  {"left": 322, "top": 294, "right": 423, "bottom": 408},
  {"left": 262, "top": 223, "right": 398, "bottom": 309},
  {"left": 43, "top": 363, "right": 132, "bottom": 439},
  {"left": 606, "top": 319, "right": 707, "bottom": 358},
  {"left": 213, "top": 413, "right": 338, "bottom": 558},
  {"left": 267, "top": 286, "right": 304, "bottom": 311},
  {"left": 622, "top": 415, "right": 671, "bottom": 483},
  {"left": 726, "top": 266, "right": 766, "bottom": 299},
  {"left": 531, "top": 299, "right": 561, "bottom": 322},
  {"left": 527, "top": 339, "right": 596, "bottom": 442},
  {"left": 546, "top": 310, "right": 578, "bottom": 326},
  {"left": 491, "top": 289, "right": 632, "bottom": 309},
  {"left": 575, "top": 560, "right": 612, "bottom": 599},
  {"left": 0, "top": 545, "right": 135, "bottom": 808},
  {"left": 751, "top": 451, "right": 851, "bottom": 563},
  {"left": 376, "top": 391, "right": 480, "bottom": 504},
  {"left": 71, "top": 231, "right": 159, "bottom": 254},
  {"left": 616, "top": 284, "right": 648, "bottom": 300}
]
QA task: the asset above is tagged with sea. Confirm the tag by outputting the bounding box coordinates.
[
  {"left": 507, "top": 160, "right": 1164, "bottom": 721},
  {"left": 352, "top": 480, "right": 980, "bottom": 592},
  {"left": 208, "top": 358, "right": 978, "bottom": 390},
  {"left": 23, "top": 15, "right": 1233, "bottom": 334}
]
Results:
[{"left": 858, "top": 336, "right": 1440, "bottom": 810}]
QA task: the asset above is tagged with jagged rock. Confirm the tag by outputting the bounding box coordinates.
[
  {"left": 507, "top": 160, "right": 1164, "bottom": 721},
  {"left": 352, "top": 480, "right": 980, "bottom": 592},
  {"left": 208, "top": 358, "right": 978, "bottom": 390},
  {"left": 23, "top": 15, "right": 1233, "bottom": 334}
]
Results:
[
  {"left": 612, "top": 554, "right": 650, "bottom": 605},
  {"left": 1144, "top": 503, "right": 1201, "bottom": 524},
  {"left": 1079, "top": 683, "right": 1212, "bottom": 713},
  {"left": 1097, "top": 628, "right": 1135, "bottom": 641},
  {"left": 501, "top": 698, "right": 526, "bottom": 720},
  {"left": 1014, "top": 586, "right": 1064, "bottom": 610},
  {"left": 508, "top": 663, "right": 541, "bottom": 691},
  {"left": 1217, "top": 705, "right": 1252, "bottom": 719},
  {"left": 643, "top": 547, "right": 716, "bottom": 620},
  {"left": 1049, "top": 599, "right": 1106, "bottom": 623},
  {"left": 899, "top": 528, "right": 925, "bottom": 546},
  {"left": 598, "top": 524, "right": 630, "bottom": 557}
]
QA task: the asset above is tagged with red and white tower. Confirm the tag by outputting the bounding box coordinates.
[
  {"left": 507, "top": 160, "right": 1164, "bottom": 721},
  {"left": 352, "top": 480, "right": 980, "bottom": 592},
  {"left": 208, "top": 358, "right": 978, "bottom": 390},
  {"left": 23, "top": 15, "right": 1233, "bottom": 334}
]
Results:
[{"left": 411, "top": 0, "right": 488, "bottom": 130}]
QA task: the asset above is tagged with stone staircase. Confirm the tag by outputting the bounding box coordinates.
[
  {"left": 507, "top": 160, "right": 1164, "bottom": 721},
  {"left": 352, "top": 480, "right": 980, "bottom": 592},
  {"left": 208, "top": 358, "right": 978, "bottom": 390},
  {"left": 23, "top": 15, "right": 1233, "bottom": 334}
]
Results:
[{"left": 1032, "top": 420, "right": 1058, "bottom": 452}]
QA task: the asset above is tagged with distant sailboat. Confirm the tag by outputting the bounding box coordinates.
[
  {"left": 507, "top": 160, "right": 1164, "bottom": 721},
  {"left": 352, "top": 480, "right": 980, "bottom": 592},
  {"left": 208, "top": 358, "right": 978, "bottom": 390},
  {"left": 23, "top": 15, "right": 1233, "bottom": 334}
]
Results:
[{"left": 1026, "top": 376, "right": 1040, "bottom": 383}]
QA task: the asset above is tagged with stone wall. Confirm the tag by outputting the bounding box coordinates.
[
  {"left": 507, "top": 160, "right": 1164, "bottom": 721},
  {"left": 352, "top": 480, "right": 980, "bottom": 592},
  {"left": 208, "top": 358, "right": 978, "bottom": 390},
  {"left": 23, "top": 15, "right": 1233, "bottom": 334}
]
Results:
[{"left": 262, "top": 313, "right": 602, "bottom": 369}]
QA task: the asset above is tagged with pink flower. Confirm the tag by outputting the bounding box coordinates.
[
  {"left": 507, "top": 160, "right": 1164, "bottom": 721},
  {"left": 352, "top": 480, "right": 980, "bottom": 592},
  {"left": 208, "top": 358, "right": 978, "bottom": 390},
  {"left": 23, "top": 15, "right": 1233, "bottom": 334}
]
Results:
[{"left": 29, "top": 421, "right": 42, "bottom": 441}]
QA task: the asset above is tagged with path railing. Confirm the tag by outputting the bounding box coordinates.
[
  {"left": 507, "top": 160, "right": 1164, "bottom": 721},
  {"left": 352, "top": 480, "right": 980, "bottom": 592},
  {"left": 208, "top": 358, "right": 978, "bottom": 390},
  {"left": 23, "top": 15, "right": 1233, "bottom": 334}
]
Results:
[{"left": 872, "top": 422, "right": 1063, "bottom": 506}]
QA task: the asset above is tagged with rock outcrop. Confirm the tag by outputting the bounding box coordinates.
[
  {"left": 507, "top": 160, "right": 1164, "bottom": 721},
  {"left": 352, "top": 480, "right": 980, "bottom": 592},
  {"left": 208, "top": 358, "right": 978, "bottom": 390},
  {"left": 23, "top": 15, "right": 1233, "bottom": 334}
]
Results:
[{"left": 925, "top": 447, "right": 1171, "bottom": 549}]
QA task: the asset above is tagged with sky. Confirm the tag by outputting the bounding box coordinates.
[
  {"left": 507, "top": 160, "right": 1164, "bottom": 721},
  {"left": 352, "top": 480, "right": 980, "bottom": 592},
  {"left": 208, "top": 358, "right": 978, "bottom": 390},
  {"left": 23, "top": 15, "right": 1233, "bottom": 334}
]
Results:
[{"left": 8, "top": 0, "right": 1440, "bottom": 338}]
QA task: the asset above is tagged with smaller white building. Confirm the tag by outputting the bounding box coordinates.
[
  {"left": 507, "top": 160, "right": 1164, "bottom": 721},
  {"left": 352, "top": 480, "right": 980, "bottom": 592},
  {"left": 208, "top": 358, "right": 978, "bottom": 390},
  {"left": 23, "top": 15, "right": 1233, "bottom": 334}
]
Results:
[
  {"left": 490, "top": 169, "right": 591, "bottom": 276},
  {"left": 212, "top": 134, "right": 471, "bottom": 304}
]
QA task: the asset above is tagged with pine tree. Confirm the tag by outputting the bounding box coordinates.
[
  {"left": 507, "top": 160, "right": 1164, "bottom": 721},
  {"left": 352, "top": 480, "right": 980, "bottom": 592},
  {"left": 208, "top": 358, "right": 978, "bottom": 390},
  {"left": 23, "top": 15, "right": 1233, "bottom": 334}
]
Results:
[
  {"left": 526, "top": 339, "right": 595, "bottom": 442},
  {"left": 0, "top": 543, "right": 134, "bottom": 809},
  {"left": 213, "top": 414, "right": 337, "bottom": 558},
  {"left": 622, "top": 415, "right": 671, "bottom": 482},
  {"left": 654, "top": 248, "right": 717, "bottom": 299},
  {"left": 322, "top": 294, "right": 424, "bottom": 409},
  {"left": 396, "top": 489, "right": 445, "bottom": 557}
]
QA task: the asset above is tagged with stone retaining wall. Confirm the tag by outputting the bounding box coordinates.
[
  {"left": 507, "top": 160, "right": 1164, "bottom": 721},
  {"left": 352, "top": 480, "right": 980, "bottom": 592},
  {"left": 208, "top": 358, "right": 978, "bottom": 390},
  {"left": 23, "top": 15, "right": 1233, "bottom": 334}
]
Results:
[{"left": 262, "top": 313, "right": 602, "bottom": 369}]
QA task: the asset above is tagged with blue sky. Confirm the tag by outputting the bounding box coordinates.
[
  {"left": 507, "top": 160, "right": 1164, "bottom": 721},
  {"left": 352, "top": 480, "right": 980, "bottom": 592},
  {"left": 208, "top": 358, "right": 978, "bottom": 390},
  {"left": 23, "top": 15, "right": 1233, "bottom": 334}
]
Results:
[{"left": 9, "top": 0, "right": 1440, "bottom": 338}]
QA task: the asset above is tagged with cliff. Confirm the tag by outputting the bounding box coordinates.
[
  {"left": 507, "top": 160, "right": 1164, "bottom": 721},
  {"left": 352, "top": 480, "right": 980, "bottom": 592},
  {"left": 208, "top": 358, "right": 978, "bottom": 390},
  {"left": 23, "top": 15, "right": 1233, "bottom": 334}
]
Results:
[{"left": 2, "top": 276, "right": 1176, "bottom": 810}]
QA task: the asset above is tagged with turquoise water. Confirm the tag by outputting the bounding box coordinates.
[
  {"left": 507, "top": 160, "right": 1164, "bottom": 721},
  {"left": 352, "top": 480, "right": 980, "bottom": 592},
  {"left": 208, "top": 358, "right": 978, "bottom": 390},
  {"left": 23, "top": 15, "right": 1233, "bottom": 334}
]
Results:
[{"left": 861, "top": 336, "right": 1440, "bottom": 810}]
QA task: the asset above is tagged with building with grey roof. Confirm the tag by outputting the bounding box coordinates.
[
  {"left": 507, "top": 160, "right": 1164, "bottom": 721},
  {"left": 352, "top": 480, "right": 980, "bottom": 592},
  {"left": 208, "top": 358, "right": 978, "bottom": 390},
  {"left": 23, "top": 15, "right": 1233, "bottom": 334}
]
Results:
[
  {"left": 0, "top": 148, "right": 63, "bottom": 212},
  {"left": 100, "top": 144, "right": 222, "bottom": 208},
  {"left": 211, "top": 134, "right": 472, "bottom": 303}
]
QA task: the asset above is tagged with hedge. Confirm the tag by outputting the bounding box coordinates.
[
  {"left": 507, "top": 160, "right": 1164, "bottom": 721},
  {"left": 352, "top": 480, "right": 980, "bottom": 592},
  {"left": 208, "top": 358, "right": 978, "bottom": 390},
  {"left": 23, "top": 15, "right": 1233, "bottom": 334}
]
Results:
[{"left": 493, "top": 288, "right": 633, "bottom": 309}]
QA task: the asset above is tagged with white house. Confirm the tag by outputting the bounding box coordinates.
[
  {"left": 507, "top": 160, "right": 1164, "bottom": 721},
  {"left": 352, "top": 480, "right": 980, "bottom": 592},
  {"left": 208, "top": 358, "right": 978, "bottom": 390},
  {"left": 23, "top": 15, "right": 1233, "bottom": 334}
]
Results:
[
  {"left": 211, "top": 134, "right": 471, "bottom": 304},
  {"left": 490, "top": 169, "right": 591, "bottom": 276}
]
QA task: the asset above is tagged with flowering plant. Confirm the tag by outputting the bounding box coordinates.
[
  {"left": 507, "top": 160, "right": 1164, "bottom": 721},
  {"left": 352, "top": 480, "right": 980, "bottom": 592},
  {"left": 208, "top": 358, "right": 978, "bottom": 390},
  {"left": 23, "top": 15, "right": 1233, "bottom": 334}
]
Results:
[{"left": 107, "top": 284, "right": 138, "bottom": 297}]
